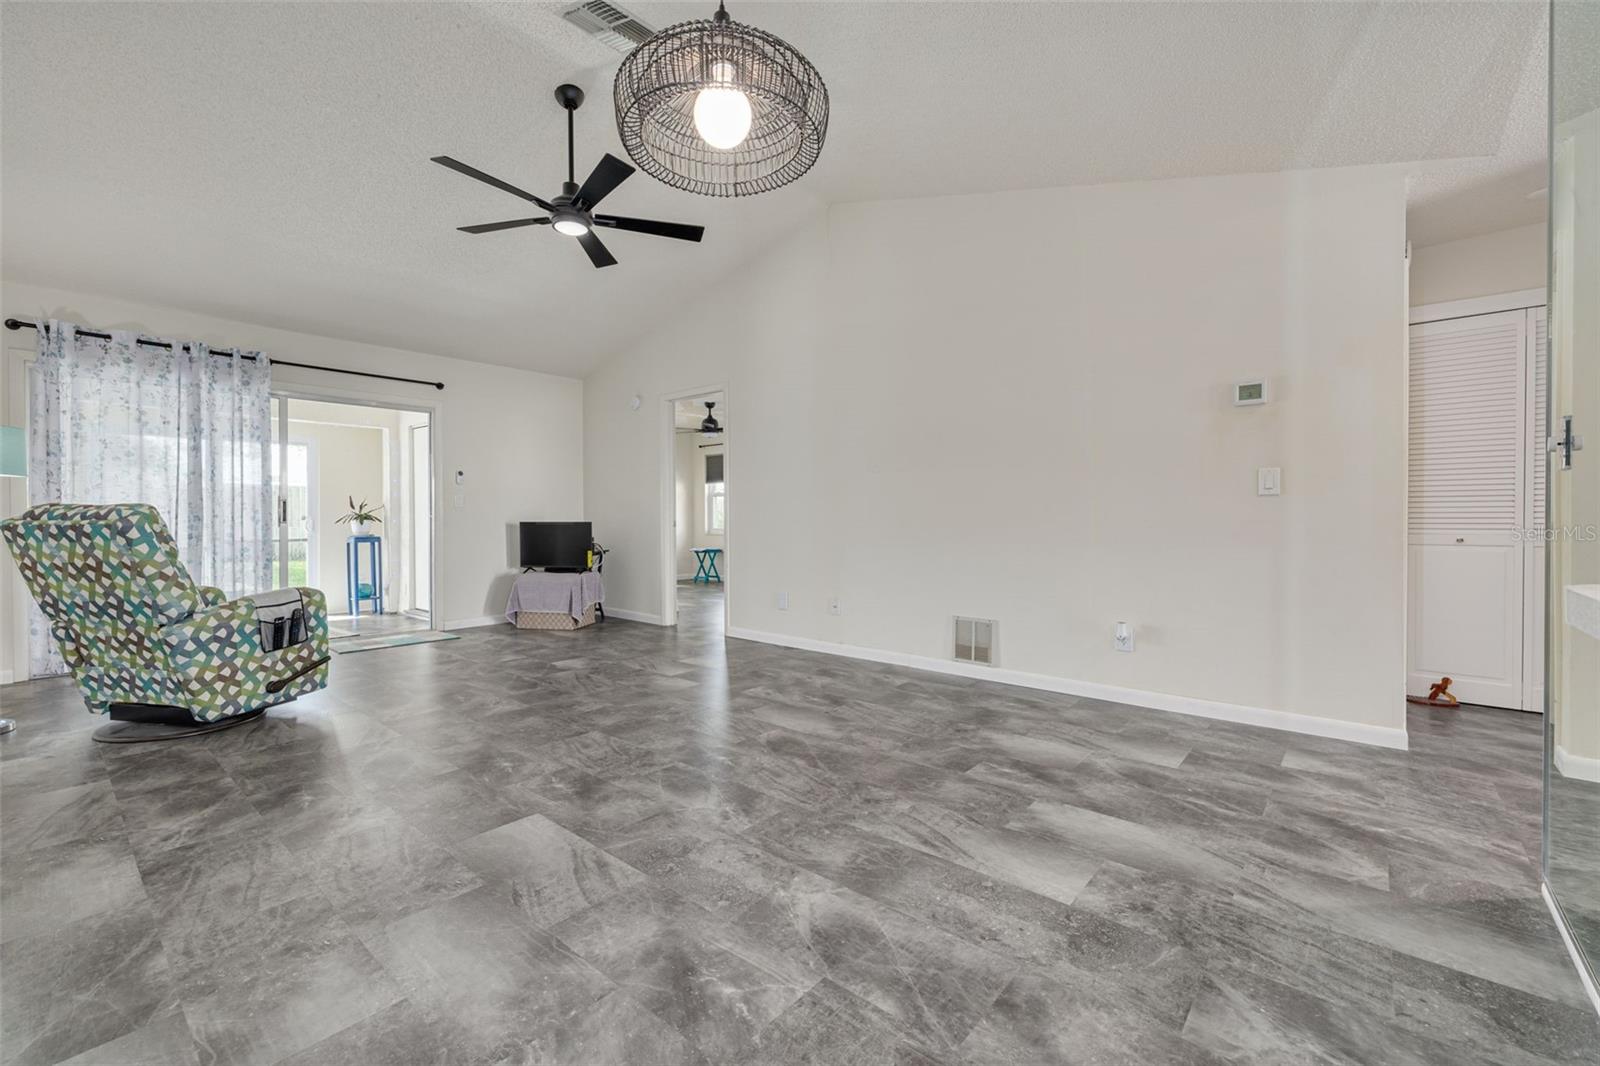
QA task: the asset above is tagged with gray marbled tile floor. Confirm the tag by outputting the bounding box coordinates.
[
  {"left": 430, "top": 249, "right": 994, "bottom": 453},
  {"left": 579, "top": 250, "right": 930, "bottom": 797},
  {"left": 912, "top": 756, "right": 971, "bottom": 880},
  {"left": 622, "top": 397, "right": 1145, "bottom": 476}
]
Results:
[
  {"left": 1, "top": 583, "right": 1595, "bottom": 1065},
  {"left": 327, "top": 610, "right": 431, "bottom": 640}
]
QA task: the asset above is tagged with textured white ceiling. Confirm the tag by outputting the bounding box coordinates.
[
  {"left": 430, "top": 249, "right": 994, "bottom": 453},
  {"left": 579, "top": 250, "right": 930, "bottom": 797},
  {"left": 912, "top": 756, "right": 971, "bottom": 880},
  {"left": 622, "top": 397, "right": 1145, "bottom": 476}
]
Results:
[{"left": 0, "top": 2, "right": 1550, "bottom": 376}]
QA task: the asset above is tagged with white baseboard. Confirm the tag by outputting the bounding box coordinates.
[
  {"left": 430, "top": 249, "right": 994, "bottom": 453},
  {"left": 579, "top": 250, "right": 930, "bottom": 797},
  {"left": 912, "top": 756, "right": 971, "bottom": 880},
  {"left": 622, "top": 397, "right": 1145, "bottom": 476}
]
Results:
[
  {"left": 448, "top": 608, "right": 666, "bottom": 628},
  {"left": 676, "top": 573, "right": 695, "bottom": 583},
  {"left": 725, "top": 626, "right": 1409, "bottom": 751},
  {"left": 1544, "top": 883, "right": 1600, "bottom": 1017},
  {"left": 606, "top": 607, "right": 666, "bottom": 625},
  {"left": 1555, "top": 745, "right": 1600, "bottom": 783},
  {"left": 443, "top": 614, "right": 505, "bottom": 631}
]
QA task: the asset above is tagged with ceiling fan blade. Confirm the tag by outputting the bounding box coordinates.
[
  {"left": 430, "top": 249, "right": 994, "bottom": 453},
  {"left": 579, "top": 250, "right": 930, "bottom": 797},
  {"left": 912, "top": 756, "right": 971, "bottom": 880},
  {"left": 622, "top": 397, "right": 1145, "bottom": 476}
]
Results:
[
  {"left": 573, "top": 153, "right": 635, "bottom": 210},
  {"left": 458, "top": 218, "right": 551, "bottom": 234},
  {"left": 577, "top": 230, "right": 618, "bottom": 268},
  {"left": 593, "top": 215, "right": 705, "bottom": 243},
  {"left": 431, "top": 156, "right": 554, "bottom": 211}
]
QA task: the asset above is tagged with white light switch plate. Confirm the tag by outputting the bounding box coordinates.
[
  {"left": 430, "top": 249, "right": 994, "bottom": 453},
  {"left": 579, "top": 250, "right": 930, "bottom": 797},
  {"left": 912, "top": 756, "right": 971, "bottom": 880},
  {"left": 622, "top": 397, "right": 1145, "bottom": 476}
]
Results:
[{"left": 1257, "top": 467, "right": 1281, "bottom": 496}]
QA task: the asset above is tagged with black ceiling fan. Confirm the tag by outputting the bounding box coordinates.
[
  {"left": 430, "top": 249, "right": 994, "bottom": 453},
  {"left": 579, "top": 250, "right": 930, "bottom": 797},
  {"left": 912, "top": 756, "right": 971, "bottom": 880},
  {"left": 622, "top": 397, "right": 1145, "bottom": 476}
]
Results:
[
  {"left": 700, "top": 401, "right": 722, "bottom": 434},
  {"left": 431, "top": 84, "right": 704, "bottom": 269}
]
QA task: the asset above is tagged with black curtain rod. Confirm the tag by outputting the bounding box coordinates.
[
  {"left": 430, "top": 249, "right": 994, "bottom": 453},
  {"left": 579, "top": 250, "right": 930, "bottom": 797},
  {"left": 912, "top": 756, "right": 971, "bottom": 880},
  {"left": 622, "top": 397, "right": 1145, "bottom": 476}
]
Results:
[{"left": 3, "top": 318, "right": 445, "bottom": 391}]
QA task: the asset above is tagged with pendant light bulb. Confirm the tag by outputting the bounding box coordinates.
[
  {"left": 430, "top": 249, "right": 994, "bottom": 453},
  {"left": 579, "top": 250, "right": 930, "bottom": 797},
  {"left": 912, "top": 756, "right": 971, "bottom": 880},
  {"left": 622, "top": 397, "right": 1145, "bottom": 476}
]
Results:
[{"left": 693, "top": 60, "right": 752, "bottom": 151}]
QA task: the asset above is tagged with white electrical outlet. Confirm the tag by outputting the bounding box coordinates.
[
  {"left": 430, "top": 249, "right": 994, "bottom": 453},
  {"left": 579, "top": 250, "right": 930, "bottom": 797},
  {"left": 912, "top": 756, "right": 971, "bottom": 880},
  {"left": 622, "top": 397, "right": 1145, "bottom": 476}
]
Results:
[
  {"left": 828, "top": 597, "right": 841, "bottom": 615},
  {"left": 777, "top": 591, "right": 789, "bottom": 611},
  {"left": 1113, "top": 621, "right": 1135, "bottom": 652}
]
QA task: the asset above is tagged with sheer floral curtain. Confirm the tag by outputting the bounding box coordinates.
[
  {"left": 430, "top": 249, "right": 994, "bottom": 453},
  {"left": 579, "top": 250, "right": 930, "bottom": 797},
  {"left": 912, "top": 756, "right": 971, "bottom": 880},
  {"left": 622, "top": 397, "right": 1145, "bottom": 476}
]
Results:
[{"left": 27, "top": 320, "right": 273, "bottom": 675}]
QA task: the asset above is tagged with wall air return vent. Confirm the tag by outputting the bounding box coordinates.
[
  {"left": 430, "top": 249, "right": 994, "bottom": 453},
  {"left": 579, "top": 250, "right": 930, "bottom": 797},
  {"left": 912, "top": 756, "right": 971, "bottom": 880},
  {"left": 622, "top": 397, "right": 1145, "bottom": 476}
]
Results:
[
  {"left": 561, "top": 1, "right": 655, "bottom": 53},
  {"left": 954, "top": 617, "right": 997, "bottom": 666}
]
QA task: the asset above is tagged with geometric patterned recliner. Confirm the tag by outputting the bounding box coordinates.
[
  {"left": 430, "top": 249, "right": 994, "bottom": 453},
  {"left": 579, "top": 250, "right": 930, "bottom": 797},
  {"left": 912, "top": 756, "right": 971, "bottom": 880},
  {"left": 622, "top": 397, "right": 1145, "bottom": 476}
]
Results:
[{"left": 1, "top": 503, "right": 329, "bottom": 731}]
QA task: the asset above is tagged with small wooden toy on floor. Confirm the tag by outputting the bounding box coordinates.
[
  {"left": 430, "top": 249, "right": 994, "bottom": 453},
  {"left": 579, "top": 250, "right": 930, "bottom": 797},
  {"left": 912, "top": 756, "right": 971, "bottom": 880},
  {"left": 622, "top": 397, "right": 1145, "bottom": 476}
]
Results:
[{"left": 1407, "top": 676, "right": 1459, "bottom": 708}]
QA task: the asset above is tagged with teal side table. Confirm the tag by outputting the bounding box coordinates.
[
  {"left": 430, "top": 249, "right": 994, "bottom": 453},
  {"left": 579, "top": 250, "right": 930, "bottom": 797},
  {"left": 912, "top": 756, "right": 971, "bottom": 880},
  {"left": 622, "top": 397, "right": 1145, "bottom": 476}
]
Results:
[
  {"left": 346, "top": 535, "right": 384, "bottom": 615},
  {"left": 692, "top": 547, "right": 722, "bottom": 584}
]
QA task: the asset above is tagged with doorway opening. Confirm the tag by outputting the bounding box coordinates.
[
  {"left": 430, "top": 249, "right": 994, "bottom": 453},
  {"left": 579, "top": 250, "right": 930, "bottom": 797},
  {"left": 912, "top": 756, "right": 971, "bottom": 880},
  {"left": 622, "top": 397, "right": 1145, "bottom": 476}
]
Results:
[
  {"left": 1407, "top": 290, "right": 1547, "bottom": 712},
  {"left": 269, "top": 396, "right": 434, "bottom": 639},
  {"left": 668, "top": 390, "right": 726, "bottom": 636}
]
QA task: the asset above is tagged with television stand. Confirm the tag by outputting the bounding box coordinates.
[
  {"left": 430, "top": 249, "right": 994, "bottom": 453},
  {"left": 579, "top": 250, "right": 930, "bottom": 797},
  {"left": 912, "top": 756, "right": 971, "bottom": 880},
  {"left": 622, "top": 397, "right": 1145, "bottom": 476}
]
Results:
[{"left": 505, "top": 569, "right": 604, "bottom": 629}]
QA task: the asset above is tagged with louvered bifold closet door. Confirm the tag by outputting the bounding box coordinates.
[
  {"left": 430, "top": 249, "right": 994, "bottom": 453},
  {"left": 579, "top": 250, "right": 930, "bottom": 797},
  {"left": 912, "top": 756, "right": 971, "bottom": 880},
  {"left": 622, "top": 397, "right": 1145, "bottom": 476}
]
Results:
[{"left": 1408, "top": 309, "right": 1528, "bottom": 710}]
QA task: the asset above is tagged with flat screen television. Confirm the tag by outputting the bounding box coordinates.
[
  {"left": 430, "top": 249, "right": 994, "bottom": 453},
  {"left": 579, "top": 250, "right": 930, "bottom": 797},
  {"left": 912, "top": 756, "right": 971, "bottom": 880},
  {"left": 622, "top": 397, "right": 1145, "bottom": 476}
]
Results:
[{"left": 520, "top": 521, "right": 592, "bottom": 571}]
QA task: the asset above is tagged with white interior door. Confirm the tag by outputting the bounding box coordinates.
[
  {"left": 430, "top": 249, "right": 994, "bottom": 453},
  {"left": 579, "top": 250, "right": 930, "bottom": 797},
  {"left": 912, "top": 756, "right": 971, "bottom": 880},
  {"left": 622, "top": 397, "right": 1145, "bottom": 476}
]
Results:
[
  {"left": 409, "top": 422, "right": 431, "bottom": 614},
  {"left": 1407, "top": 309, "right": 1529, "bottom": 709}
]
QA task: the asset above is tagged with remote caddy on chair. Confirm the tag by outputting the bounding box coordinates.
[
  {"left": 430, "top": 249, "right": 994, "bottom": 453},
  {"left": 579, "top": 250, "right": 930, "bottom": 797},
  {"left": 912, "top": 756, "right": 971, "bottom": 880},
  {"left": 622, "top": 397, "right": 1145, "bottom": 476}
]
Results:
[{"left": 1, "top": 503, "right": 330, "bottom": 742}]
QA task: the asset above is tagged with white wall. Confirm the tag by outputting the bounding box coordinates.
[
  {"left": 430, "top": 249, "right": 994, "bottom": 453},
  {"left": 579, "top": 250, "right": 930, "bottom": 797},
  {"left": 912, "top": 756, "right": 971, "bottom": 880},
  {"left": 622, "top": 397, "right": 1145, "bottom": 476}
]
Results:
[
  {"left": 585, "top": 166, "right": 1411, "bottom": 742},
  {"left": 0, "top": 280, "right": 583, "bottom": 676},
  {"left": 1410, "top": 223, "right": 1547, "bottom": 307}
]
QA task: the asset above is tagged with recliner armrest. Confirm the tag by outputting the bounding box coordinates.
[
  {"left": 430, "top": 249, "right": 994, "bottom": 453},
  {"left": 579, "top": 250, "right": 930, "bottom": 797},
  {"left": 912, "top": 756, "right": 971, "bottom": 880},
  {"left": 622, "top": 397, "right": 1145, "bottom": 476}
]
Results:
[{"left": 161, "top": 587, "right": 330, "bottom": 722}]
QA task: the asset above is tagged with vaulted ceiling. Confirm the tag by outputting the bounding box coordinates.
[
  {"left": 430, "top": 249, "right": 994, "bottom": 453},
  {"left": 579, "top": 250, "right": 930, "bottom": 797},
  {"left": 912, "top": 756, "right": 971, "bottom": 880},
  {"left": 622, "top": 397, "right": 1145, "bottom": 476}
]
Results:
[{"left": 1, "top": 2, "right": 1547, "bottom": 377}]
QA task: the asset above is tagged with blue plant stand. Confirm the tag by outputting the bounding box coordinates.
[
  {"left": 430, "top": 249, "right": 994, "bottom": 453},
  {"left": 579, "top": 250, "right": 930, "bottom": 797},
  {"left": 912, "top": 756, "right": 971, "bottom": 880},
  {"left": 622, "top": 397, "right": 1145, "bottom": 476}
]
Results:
[
  {"left": 346, "top": 534, "right": 384, "bottom": 616},
  {"left": 692, "top": 547, "right": 722, "bottom": 584}
]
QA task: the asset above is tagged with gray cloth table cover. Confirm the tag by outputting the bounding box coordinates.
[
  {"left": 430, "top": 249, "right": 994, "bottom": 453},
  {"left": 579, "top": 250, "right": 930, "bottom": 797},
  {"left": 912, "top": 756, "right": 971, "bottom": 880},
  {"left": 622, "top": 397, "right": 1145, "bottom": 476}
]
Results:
[{"left": 505, "top": 570, "right": 603, "bottom": 622}]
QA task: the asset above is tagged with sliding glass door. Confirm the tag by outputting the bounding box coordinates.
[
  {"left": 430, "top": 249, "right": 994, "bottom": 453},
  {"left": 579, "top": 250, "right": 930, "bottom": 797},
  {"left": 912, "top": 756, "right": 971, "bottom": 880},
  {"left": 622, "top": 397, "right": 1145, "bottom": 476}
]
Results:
[{"left": 269, "top": 397, "right": 315, "bottom": 589}]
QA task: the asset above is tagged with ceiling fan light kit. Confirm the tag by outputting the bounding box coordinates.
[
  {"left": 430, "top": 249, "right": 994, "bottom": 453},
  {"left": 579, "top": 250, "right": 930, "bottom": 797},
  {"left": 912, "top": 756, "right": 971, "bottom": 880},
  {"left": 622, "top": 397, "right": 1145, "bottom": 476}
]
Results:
[
  {"left": 613, "top": 1, "right": 829, "bottom": 198},
  {"left": 430, "top": 83, "right": 705, "bottom": 268}
]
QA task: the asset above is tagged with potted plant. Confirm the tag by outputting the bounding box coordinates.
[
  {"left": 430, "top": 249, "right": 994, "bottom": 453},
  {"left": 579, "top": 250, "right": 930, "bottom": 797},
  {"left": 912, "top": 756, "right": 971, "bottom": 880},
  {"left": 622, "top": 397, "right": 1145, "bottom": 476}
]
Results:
[{"left": 337, "top": 497, "right": 384, "bottom": 536}]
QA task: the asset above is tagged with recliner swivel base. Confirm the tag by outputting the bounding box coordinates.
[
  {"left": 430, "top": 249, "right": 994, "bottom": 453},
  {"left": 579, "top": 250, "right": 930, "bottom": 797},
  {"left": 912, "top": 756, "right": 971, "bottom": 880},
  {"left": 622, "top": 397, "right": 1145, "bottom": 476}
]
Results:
[{"left": 93, "top": 703, "right": 267, "bottom": 744}]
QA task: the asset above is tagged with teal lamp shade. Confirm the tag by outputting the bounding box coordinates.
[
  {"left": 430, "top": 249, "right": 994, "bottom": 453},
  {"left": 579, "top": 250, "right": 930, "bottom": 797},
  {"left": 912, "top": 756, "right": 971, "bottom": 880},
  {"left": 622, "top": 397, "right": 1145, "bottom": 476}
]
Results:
[{"left": 0, "top": 425, "right": 25, "bottom": 478}]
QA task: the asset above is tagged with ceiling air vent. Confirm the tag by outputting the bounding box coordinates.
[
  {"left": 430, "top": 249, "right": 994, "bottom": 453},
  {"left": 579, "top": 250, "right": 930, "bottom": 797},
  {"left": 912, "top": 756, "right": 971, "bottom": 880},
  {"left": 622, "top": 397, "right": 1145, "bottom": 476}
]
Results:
[
  {"left": 562, "top": 1, "right": 656, "bottom": 53},
  {"left": 954, "top": 617, "right": 997, "bottom": 666}
]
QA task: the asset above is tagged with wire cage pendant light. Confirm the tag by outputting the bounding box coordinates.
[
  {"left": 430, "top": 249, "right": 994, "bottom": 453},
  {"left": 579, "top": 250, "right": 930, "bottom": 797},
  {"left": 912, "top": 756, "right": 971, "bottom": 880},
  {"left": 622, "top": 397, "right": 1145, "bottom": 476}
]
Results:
[{"left": 613, "top": 1, "right": 829, "bottom": 198}]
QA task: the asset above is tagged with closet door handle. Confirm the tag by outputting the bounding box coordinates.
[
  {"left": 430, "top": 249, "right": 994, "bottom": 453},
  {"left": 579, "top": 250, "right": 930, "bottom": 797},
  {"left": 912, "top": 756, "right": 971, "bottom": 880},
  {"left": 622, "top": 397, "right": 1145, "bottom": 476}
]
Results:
[{"left": 1551, "top": 416, "right": 1584, "bottom": 470}]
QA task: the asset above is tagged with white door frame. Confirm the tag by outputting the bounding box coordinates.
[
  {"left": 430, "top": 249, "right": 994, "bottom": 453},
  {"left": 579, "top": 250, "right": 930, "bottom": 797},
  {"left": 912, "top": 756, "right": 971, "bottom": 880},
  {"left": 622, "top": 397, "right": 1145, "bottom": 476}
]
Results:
[
  {"left": 271, "top": 383, "right": 440, "bottom": 632},
  {"left": 408, "top": 421, "right": 432, "bottom": 616},
  {"left": 659, "top": 383, "right": 730, "bottom": 632},
  {"left": 1523, "top": 306, "right": 1548, "bottom": 715},
  {"left": 1411, "top": 288, "right": 1547, "bottom": 325}
]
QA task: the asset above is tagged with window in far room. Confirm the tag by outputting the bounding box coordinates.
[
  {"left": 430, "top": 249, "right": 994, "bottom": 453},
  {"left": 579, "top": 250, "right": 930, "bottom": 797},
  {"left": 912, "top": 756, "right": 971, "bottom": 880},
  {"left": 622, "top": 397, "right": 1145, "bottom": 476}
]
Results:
[{"left": 704, "top": 452, "right": 725, "bottom": 533}]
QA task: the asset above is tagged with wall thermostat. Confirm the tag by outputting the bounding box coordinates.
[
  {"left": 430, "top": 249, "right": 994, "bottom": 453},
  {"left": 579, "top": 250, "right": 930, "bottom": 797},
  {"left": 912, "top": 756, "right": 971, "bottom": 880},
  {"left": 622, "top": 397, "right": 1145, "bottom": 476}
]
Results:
[{"left": 1234, "top": 379, "right": 1268, "bottom": 406}]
